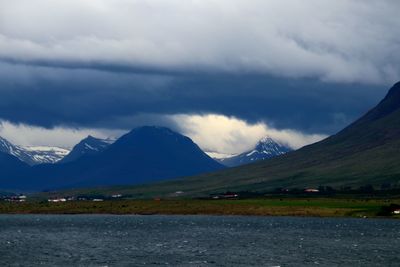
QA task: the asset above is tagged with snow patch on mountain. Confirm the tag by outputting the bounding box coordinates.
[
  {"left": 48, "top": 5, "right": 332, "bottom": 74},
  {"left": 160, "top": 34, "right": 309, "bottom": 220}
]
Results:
[
  {"left": 59, "top": 135, "right": 115, "bottom": 163},
  {"left": 23, "top": 146, "right": 70, "bottom": 164},
  {"left": 0, "top": 136, "right": 70, "bottom": 165},
  {"left": 218, "top": 136, "right": 292, "bottom": 167}
]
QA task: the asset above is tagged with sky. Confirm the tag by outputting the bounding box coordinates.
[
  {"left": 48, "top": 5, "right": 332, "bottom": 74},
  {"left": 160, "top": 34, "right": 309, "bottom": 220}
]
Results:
[{"left": 0, "top": 0, "right": 399, "bottom": 154}]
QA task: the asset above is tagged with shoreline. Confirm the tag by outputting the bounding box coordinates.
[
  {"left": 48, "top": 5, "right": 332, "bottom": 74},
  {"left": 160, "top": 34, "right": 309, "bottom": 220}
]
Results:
[
  {"left": 0, "top": 212, "right": 396, "bottom": 220},
  {"left": 0, "top": 198, "right": 399, "bottom": 218}
]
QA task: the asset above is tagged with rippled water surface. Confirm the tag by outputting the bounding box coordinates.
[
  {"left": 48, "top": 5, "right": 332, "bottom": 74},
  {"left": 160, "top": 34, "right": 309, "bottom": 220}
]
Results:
[{"left": 0, "top": 215, "right": 399, "bottom": 266}]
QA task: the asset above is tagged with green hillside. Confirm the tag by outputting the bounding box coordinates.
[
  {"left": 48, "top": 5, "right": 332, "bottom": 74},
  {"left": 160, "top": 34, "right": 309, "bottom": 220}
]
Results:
[{"left": 47, "top": 82, "right": 400, "bottom": 198}]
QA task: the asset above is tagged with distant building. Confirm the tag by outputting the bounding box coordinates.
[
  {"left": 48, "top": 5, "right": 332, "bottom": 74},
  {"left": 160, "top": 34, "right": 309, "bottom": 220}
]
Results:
[
  {"left": 7, "top": 195, "right": 27, "bottom": 202},
  {"left": 211, "top": 192, "right": 239, "bottom": 199},
  {"left": 304, "top": 188, "right": 320, "bottom": 193},
  {"left": 92, "top": 199, "right": 104, "bottom": 202},
  {"left": 48, "top": 198, "right": 67, "bottom": 203}
]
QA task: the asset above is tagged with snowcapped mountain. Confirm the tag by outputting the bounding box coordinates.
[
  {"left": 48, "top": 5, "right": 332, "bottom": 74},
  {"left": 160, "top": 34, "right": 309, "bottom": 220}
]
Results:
[
  {"left": 218, "top": 136, "right": 292, "bottom": 167},
  {"left": 22, "top": 146, "right": 70, "bottom": 164},
  {"left": 59, "top": 135, "right": 114, "bottom": 163},
  {"left": 0, "top": 136, "right": 69, "bottom": 165}
]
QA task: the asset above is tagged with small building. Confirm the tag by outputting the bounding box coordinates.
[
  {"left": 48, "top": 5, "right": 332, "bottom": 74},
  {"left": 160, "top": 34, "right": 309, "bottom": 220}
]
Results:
[
  {"left": 111, "top": 194, "right": 122, "bottom": 198},
  {"left": 48, "top": 198, "right": 67, "bottom": 203},
  {"left": 8, "top": 195, "right": 27, "bottom": 202},
  {"left": 304, "top": 188, "right": 320, "bottom": 193},
  {"left": 210, "top": 192, "right": 239, "bottom": 199},
  {"left": 223, "top": 193, "right": 239, "bottom": 199},
  {"left": 92, "top": 198, "right": 104, "bottom": 202}
]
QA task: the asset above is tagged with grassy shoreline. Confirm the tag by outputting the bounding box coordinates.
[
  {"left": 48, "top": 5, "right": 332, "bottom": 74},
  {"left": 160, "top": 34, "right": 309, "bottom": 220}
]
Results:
[{"left": 1, "top": 198, "right": 399, "bottom": 218}]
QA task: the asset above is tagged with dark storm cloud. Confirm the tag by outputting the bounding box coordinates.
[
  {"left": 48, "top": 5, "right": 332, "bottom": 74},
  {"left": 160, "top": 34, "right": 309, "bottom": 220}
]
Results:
[{"left": 0, "top": 62, "right": 385, "bottom": 134}]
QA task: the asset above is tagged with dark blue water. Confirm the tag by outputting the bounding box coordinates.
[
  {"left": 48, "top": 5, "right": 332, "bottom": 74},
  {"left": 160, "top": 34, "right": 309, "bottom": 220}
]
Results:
[{"left": 0, "top": 215, "right": 399, "bottom": 266}]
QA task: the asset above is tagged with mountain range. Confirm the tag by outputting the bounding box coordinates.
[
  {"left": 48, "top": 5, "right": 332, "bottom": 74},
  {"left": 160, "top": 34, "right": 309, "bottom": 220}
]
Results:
[
  {"left": 78, "top": 81, "right": 400, "bottom": 198},
  {"left": 1, "top": 82, "right": 399, "bottom": 195},
  {"left": 0, "top": 126, "right": 224, "bottom": 190},
  {"left": 218, "top": 137, "right": 292, "bottom": 167}
]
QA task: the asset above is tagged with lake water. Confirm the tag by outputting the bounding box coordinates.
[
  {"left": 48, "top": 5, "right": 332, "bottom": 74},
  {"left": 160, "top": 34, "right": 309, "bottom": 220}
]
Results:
[{"left": 0, "top": 215, "right": 399, "bottom": 266}]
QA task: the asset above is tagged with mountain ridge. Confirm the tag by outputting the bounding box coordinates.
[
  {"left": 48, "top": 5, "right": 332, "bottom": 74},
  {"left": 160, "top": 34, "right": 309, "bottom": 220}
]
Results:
[
  {"left": 219, "top": 136, "right": 292, "bottom": 167},
  {"left": 0, "top": 126, "right": 225, "bottom": 190}
]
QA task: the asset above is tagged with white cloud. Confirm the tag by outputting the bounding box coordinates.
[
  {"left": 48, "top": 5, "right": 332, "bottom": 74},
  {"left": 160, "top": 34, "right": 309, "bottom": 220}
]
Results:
[
  {"left": 0, "top": 0, "right": 399, "bottom": 84},
  {"left": 0, "top": 120, "right": 123, "bottom": 148},
  {"left": 171, "top": 114, "right": 268, "bottom": 154},
  {"left": 170, "top": 114, "right": 327, "bottom": 153}
]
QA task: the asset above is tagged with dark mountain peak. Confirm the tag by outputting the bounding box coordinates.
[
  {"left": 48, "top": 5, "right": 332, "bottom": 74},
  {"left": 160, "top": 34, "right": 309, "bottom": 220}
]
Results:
[
  {"left": 59, "top": 135, "right": 113, "bottom": 164},
  {"left": 128, "top": 126, "right": 178, "bottom": 136},
  {"left": 390, "top": 80, "right": 400, "bottom": 89},
  {"left": 116, "top": 126, "right": 191, "bottom": 147},
  {"left": 386, "top": 81, "right": 400, "bottom": 100},
  {"left": 81, "top": 135, "right": 111, "bottom": 144},
  {"left": 350, "top": 81, "right": 400, "bottom": 125},
  {"left": 85, "top": 135, "right": 96, "bottom": 140}
]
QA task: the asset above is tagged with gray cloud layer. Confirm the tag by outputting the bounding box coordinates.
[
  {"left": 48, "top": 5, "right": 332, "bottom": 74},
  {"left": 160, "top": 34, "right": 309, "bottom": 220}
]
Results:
[
  {"left": 0, "top": 61, "right": 385, "bottom": 134},
  {"left": 1, "top": 0, "right": 399, "bottom": 84}
]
